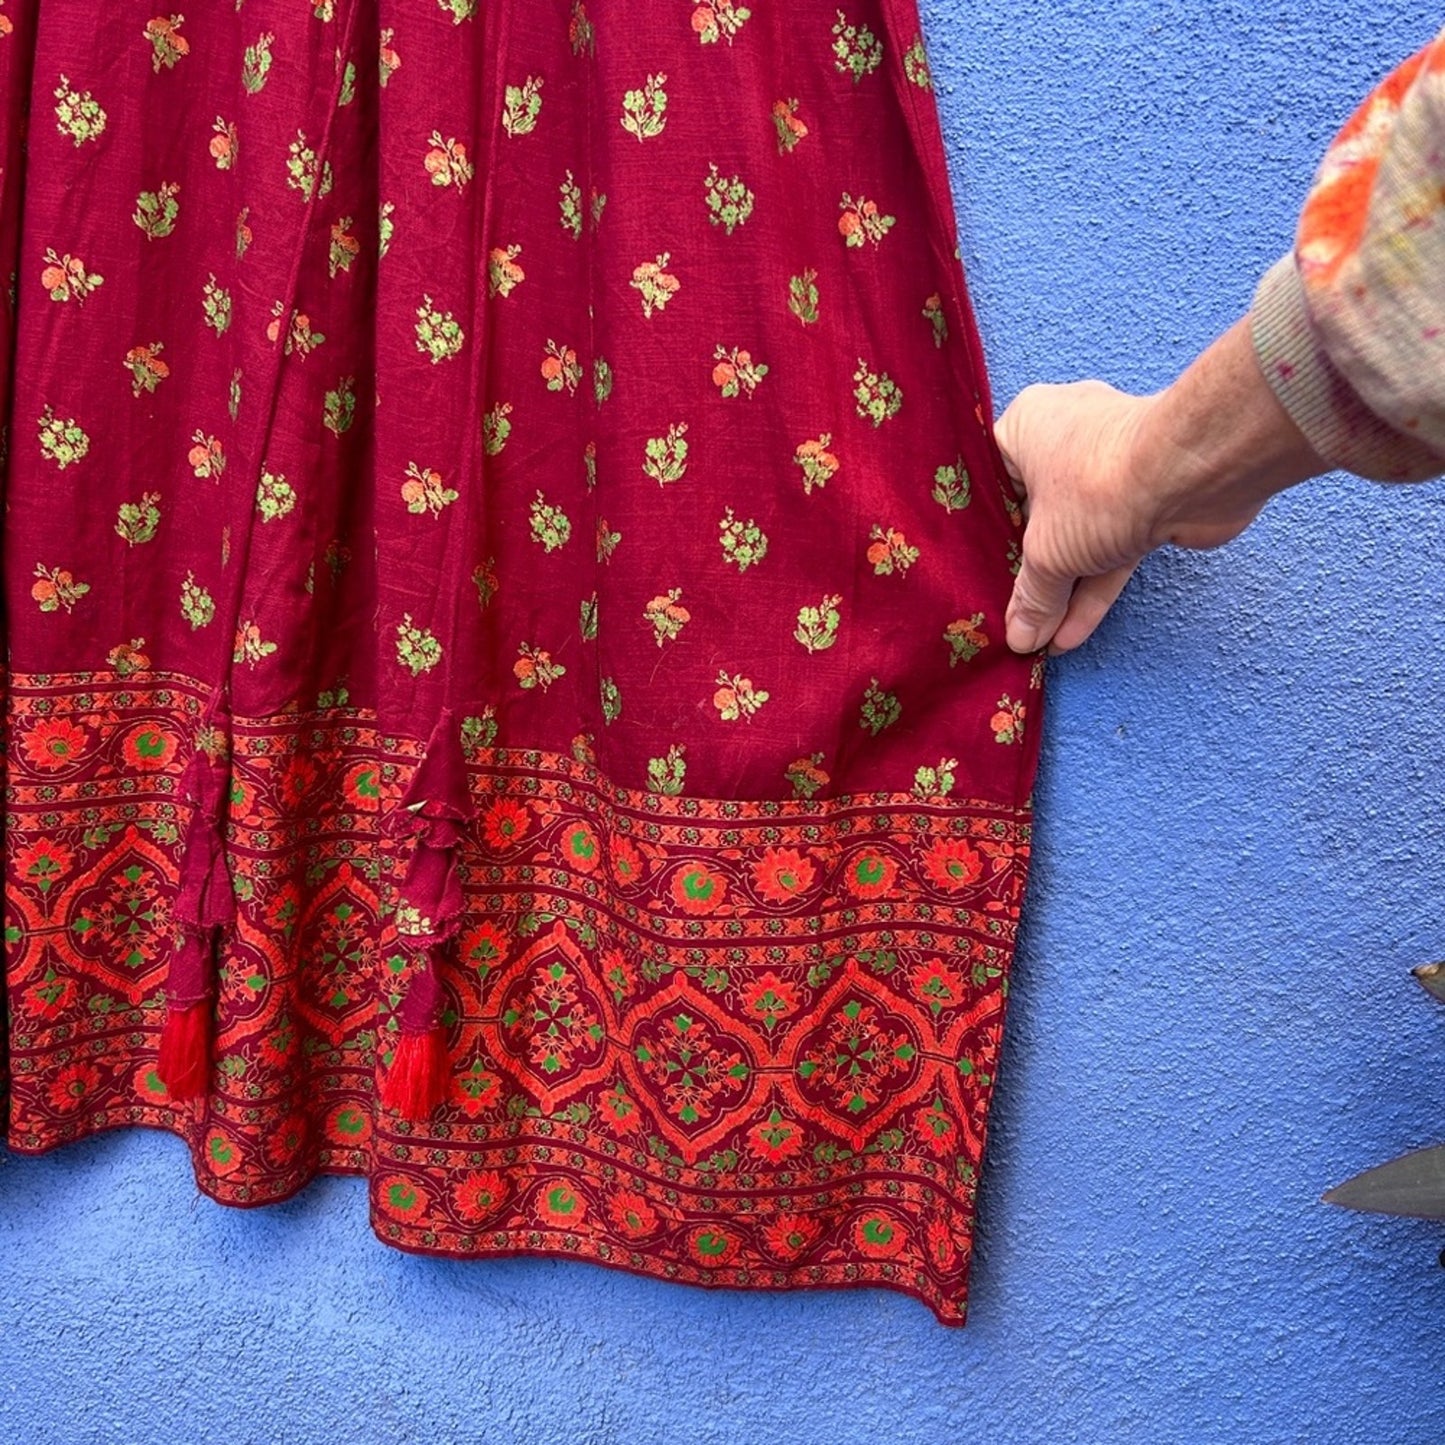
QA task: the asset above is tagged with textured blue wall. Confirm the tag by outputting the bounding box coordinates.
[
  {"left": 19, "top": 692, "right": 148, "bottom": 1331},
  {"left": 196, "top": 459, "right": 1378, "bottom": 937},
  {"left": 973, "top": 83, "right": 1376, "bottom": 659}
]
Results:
[{"left": 4, "top": 3, "right": 1444, "bottom": 1441}]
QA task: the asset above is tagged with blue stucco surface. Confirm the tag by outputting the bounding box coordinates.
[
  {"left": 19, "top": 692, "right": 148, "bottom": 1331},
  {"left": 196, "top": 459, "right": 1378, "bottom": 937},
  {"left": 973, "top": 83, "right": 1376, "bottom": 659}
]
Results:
[{"left": 4, "top": 3, "right": 1444, "bottom": 1441}]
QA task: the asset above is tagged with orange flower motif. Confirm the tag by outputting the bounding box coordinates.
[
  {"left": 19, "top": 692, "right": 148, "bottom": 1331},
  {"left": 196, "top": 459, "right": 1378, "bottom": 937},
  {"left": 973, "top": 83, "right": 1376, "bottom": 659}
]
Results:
[
  {"left": 853, "top": 1211, "right": 907, "bottom": 1259},
  {"left": 482, "top": 797, "right": 531, "bottom": 851},
  {"left": 450, "top": 1061, "right": 503, "bottom": 1118},
  {"left": 922, "top": 837, "right": 984, "bottom": 892},
  {"left": 20, "top": 716, "right": 90, "bottom": 772},
  {"left": 913, "top": 1097, "right": 957, "bottom": 1158},
  {"left": 608, "top": 1189, "right": 660, "bottom": 1237},
  {"left": 453, "top": 1170, "right": 510, "bottom": 1221},
  {"left": 690, "top": 1226, "right": 740, "bottom": 1268},
  {"left": 121, "top": 725, "right": 178, "bottom": 770},
  {"left": 845, "top": 849, "right": 896, "bottom": 899},
  {"left": 600, "top": 1082, "right": 642, "bottom": 1133},
  {"left": 763, "top": 1212, "right": 822, "bottom": 1261},
  {"left": 750, "top": 846, "right": 816, "bottom": 904},
  {"left": 609, "top": 835, "right": 645, "bottom": 886},
  {"left": 561, "top": 820, "right": 600, "bottom": 873},
  {"left": 536, "top": 1180, "right": 586, "bottom": 1227},
  {"left": 741, "top": 971, "right": 799, "bottom": 1031},
  {"left": 671, "top": 862, "right": 726, "bottom": 914},
  {"left": 378, "top": 1174, "right": 429, "bottom": 1220}
]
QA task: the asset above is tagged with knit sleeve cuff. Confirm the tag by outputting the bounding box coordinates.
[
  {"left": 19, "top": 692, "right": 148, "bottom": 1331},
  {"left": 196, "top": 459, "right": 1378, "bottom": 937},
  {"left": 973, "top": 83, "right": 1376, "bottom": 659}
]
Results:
[{"left": 1250, "top": 253, "right": 1444, "bottom": 483}]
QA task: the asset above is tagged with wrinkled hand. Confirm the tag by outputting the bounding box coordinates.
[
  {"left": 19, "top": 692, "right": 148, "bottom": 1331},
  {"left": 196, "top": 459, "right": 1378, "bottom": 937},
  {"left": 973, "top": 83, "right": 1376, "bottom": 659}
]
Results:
[{"left": 994, "top": 321, "right": 1324, "bottom": 654}]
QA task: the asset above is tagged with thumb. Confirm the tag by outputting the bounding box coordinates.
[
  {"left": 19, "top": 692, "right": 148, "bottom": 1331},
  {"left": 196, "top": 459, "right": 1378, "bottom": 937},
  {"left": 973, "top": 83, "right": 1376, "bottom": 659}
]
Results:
[{"left": 1005, "top": 546, "right": 1075, "bottom": 654}]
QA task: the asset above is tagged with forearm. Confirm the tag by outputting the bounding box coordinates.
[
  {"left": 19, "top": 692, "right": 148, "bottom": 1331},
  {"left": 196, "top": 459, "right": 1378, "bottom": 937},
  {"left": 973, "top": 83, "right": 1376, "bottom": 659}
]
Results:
[{"left": 1137, "top": 316, "right": 1328, "bottom": 548}]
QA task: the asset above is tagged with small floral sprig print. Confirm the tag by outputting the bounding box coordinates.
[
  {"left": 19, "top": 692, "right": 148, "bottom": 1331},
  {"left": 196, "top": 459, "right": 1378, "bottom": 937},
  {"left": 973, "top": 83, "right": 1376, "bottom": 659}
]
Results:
[
  {"left": 329, "top": 216, "right": 360, "bottom": 277},
  {"left": 108, "top": 638, "right": 150, "bottom": 676},
  {"left": 719, "top": 508, "right": 768, "bottom": 571},
  {"left": 643, "top": 423, "right": 689, "bottom": 484},
  {"left": 187, "top": 430, "right": 225, "bottom": 480},
  {"left": 541, "top": 338, "right": 582, "bottom": 394},
  {"left": 923, "top": 292, "right": 948, "bottom": 346},
  {"left": 41, "top": 250, "right": 103, "bottom": 304},
  {"left": 644, "top": 588, "right": 690, "bottom": 646},
  {"left": 401, "top": 462, "right": 458, "bottom": 517},
  {"left": 788, "top": 268, "right": 819, "bottom": 325},
  {"left": 124, "top": 343, "right": 169, "bottom": 396},
  {"left": 991, "top": 695, "right": 1026, "bottom": 744},
  {"left": 867, "top": 525, "right": 919, "bottom": 576},
  {"left": 396, "top": 615, "right": 442, "bottom": 676},
  {"left": 648, "top": 744, "right": 687, "bottom": 796},
  {"left": 704, "top": 164, "right": 754, "bottom": 233},
  {"left": 460, "top": 708, "right": 498, "bottom": 755},
  {"left": 903, "top": 34, "right": 932, "bottom": 88},
  {"left": 600, "top": 676, "right": 622, "bottom": 723},
  {"left": 853, "top": 358, "right": 902, "bottom": 426},
  {"left": 594, "top": 358, "right": 613, "bottom": 405},
  {"left": 54, "top": 75, "right": 106, "bottom": 145},
  {"left": 502, "top": 76, "right": 543, "bottom": 136},
  {"left": 621, "top": 72, "right": 668, "bottom": 140},
  {"left": 579, "top": 593, "right": 599, "bottom": 641},
  {"left": 210, "top": 116, "right": 238, "bottom": 169},
  {"left": 256, "top": 470, "right": 296, "bottom": 521},
  {"left": 378, "top": 200, "right": 395, "bottom": 258},
  {"left": 228, "top": 368, "right": 242, "bottom": 420},
  {"left": 786, "top": 753, "right": 829, "bottom": 799},
  {"left": 313, "top": 0, "right": 337, "bottom": 20},
  {"left": 180, "top": 572, "right": 214, "bottom": 629},
  {"left": 596, "top": 518, "right": 621, "bottom": 562},
  {"left": 838, "top": 192, "right": 895, "bottom": 247},
  {"left": 425, "top": 130, "right": 474, "bottom": 188},
  {"left": 591, "top": 188, "right": 607, "bottom": 228},
  {"left": 583, "top": 439, "right": 598, "bottom": 490},
  {"left": 859, "top": 678, "right": 901, "bottom": 735},
  {"left": 569, "top": 2, "right": 596, "bottom": 56},
  {"left": 242, "top": 32, "right": 274, "bottom": 93},
  {"left": 933, "top": 458, "right": 971, "bottom": 513},
  {"left": 415, "top": 296, "right": 465, "bottom": 362},
  {"left": 690, "top": 0, "right": 751, "bottom": 44},
  {"left": 482, "top": 401, "right": 513, "bottom": 455},
  {"left": 794, "top": 594, "right": 842, "bottom": 653},
  {"left": 323, "top": 376, "right": 355, "bottom": 435},
  {"left": 286, "top": 131, "right": 333, "bottom": 201},
  {"left": 437, "top": 0, "right": 477, "bottom": 23},
  {"left": 236, "top": 207, "right": 253, "bottom": 259},
  {"left": 338, "top": 56, "right": 356, "bottom": 105},
  {"left": 31, "top": 564, "right": 90, "bottom": 614},
  {"left": 266, "top": 302, "right": 325, "bottom": 356},
  {"left": 233, "top": 621, "right": 278, "bottom": 667},
  {"left": 712, "top": 344, "right": 767, "bottom": 398},
  {"left": 379, "top": 29, "right": 401, "bottom": 85},
  {"left": 116, "top": 493, "right": 161, "bottom": 545},
  {"left": 488, "top": 244, "right": 524, "bottom": 298},
  {"left": 944, "top": 613, "right": 989, "bottom": 666},
  {"left": 713, "top": 670, "right": 769, "bottom": 722},
  {"left": 529, "top": 492, "right": 572, "bottom": 551},
  {"left": 913, "top": 758, "right": 958, "bottom": 800},
  {"left": 631, "top": 253, "right": 680, "bottom": 317},
  {"left": 772, "top": 97, "right": 808, "bottom": 152},
  {"left": 202, "top": 274, "right": 232, "bottom": 336},
  {"left": 794, "top": 433, "right": 838, "bottom": 494},
  {"left": 560, "top": 170, "right": 583, "bottom": 238},
  {"left": 134, "top": 182, "right": 180, "bottom": 239},
  {"left": 513, "top": 642, "right": 565, "bottom": 690},
  {"left": 38, "top": 407, "right": 88, "bottom": 469},
  {"left": 473, "top": 556, "right": 498, "bottom": 610},
  {"left": 831, "top": 10, "right": 883, "bottom": 82}
]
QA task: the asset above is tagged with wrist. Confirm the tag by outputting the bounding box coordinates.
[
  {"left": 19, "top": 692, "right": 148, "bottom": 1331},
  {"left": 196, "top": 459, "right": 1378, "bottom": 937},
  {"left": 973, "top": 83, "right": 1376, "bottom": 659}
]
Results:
[{"left": 1130, "top": 317, "right": 1326, "bottom": 547}]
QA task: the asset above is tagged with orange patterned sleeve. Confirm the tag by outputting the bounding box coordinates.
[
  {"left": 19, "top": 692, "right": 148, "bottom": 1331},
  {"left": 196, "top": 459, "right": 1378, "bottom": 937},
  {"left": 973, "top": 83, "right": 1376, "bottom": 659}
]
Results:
[{"left": 1251, "top": 27, "right": 1445, "bottom": 481}]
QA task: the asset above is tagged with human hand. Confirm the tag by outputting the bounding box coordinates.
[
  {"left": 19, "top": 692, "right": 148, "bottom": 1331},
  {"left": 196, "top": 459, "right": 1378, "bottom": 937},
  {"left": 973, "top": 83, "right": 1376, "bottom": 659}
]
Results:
[{"left": 995, "top": 318, "right": 1326, "bottom": 655}]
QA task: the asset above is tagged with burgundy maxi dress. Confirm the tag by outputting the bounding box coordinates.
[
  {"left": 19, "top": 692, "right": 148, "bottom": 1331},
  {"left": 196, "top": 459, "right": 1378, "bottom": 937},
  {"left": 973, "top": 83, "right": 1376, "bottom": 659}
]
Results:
[{"left": 0, "top": 0, "right": 1041, "bottom": 1324}]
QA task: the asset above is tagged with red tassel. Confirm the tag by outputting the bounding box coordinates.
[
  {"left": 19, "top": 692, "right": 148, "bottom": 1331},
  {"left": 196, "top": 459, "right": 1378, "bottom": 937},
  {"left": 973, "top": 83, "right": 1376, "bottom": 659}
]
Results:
[
  {"left": 381, "top": 1027, "right": 448, "bottom": 1118},
  {"left": 157, "top": 999, "right": 212, "bottom": 1101}
]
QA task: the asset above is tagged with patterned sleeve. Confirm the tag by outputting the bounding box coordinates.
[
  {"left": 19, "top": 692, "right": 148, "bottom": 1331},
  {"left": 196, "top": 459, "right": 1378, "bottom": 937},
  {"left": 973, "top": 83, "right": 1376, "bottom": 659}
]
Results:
[{"left": 1250, "top": 26, "right": 1445, "bottom": 482}]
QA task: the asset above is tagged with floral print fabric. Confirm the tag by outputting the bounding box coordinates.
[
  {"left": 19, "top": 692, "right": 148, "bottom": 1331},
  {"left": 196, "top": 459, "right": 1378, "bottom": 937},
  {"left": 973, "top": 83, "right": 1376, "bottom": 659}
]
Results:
[{"left": 0, "top": 0, "right": 1040, "bottom": 1324}]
